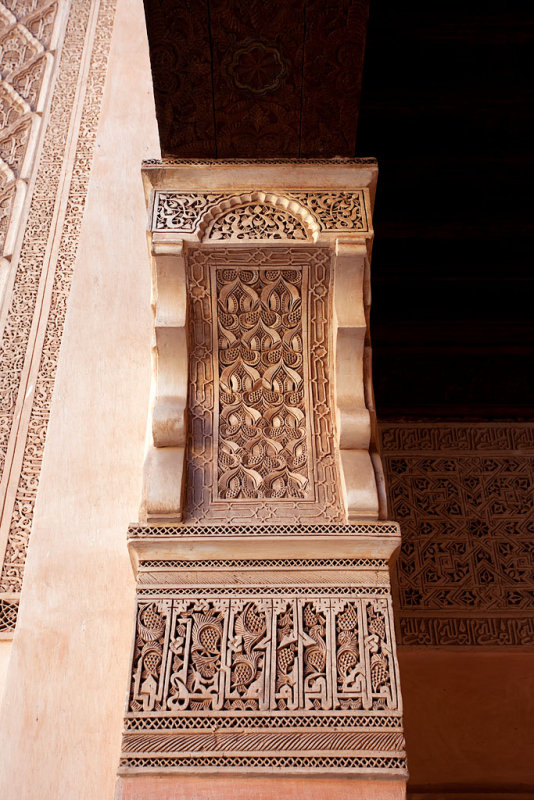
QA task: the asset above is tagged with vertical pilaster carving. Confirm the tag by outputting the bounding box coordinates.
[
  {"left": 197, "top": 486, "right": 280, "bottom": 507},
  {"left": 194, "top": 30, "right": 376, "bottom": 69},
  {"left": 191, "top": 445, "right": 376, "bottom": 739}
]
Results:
[
  {"left": 0, "top": 0, "right": 117, "bottom": 634},
  {"left": 122, "top": 162, "right": 406, "bottom": 788}
]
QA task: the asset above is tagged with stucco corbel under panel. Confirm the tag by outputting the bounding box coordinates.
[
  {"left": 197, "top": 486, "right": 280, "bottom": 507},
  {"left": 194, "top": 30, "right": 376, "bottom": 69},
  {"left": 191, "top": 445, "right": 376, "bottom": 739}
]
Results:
[{"left": 141, "top": 162, "right": 382, "bottom": 526}]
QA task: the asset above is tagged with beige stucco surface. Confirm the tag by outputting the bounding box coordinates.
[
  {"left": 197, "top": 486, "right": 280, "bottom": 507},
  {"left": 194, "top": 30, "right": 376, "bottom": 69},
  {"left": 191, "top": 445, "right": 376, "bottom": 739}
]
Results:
[
  {"left": 0, "top": 639, "right": 11, "bottom": 704},
  {"left": 0, "top": 0, "right": 159, "bottom": 796},
  {"left": 116, "top": 775, "right": 407, "bottom": 800}
]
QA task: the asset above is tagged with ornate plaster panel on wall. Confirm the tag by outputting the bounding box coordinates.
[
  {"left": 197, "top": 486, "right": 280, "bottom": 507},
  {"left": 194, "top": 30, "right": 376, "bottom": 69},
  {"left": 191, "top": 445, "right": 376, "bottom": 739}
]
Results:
[
  {"left": 0, "top": 0, "right": 117, "bottom": 634},
  {"left": 118, "top": 557, "right": 406, "bottom": 774},
  {"left": 381, "top": 423, "right": 534, "bottom": 646},
  {"left": 153, "top": 190, "right": 369, "bottom": 237},
  {"left": 186, "top": 246, "right": 345, "bottom": 524}
]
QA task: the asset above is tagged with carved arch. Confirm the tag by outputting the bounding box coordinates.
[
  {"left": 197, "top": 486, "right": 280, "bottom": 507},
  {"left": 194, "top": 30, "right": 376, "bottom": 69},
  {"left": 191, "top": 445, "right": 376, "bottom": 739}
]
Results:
[{"left": 199, "top": 192, "right": 319, "bottom": 242}]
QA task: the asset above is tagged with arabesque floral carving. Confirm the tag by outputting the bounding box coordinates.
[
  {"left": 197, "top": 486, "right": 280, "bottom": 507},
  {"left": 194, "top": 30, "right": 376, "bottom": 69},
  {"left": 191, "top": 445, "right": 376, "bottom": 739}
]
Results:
[
  {"left": 217, "top": 266, "right": 309, "bottom": 499},
  {"left": 121, "top": 575, "right": 405, "bottom": 772},
  {"left": 186, "top": 246, "right": 344, "bottom": 524},
  {"left": 0, "top": 0, "right": 116, "bottom": 634}
]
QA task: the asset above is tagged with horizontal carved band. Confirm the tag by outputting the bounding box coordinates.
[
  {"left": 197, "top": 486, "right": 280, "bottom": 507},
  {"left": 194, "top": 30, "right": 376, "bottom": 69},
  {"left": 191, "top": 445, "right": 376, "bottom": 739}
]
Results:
[
  {"left": 128, "top": 523, "right": 399, "bottom": 538},
  {"left": 152, "top": 191, "right": 368, "bottom": 236},
  {"left": 143, "top": 158, "right": 377, "bottom": 166},
  {"left": 121, "top": 728, "right": 406, "bottom": 754},
  {"left": 138, "top": 557, "right": 389, "bottom": 569},
  {"left": 381, "top": 422, "right": 534, "bottom": 453},
  {"left": 124, "top": 714, "right": 403, "bottom": 731},
  {"left": 137, "top": 587, "right": 392, "bottom": 598},
  {"left": 119, "top": 754, "right": 407, "bottom": 771},
  {"left": 400, "top": 615, "right": 534, "bottom": 647}
]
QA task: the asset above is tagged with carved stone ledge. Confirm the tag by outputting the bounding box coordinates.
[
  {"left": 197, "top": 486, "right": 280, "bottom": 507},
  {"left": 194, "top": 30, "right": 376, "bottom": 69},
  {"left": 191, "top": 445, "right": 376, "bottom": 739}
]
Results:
[{"left": 127, "top": 523, "right": 401, "bottom": 568}]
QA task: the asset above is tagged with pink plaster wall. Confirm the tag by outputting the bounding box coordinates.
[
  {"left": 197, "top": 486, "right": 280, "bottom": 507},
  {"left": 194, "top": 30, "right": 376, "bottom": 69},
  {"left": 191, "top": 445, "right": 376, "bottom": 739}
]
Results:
[
  {"left": 399, "top": 649, "right": 534, "bottom": 793},
  {"left": 116, "top": 775, "right": 407, "bottom": 800}
]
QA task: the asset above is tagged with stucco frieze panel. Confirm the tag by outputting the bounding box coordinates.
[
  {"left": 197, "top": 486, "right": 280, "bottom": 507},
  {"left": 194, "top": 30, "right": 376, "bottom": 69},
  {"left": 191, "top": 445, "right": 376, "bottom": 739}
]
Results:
[
  {"left": 118, "top": 559, "right": 406, "bottom": 775},
  {"left": 153, "top": 189, "right": 368, "bottom": 237}
]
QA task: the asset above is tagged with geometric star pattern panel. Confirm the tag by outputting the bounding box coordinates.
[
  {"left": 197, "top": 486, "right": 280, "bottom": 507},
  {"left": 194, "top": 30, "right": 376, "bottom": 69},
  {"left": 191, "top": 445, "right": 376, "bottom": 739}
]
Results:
[{"left": 381, "top": 423, "right": 534, "bottom": 646}]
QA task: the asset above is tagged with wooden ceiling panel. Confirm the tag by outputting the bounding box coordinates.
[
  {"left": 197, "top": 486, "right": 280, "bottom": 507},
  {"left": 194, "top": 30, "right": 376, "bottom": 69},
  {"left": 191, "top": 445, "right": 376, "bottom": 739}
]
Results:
[
  {"left": 143, "top": 0, "right": 369, "bottom": 158},
  {"left": 143, "top": 0, "right": 215, "bottom": 157}
]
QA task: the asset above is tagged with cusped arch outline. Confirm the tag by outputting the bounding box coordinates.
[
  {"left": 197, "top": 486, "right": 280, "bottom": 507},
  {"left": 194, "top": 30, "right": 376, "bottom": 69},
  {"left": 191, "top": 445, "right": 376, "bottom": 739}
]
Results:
[{"left": 199, "top": 192, "right": 320, "bottom": 242}]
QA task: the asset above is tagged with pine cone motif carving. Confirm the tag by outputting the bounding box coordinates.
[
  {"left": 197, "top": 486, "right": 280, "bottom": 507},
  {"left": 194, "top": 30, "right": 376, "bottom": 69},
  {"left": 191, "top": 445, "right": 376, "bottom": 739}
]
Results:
[{"left": 128, "top": 594, "right": 398, "bottom": 717}]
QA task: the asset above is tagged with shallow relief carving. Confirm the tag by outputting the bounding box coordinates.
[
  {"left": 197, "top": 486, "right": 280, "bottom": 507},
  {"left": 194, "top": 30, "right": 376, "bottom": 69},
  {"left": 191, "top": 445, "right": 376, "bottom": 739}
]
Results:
[
  {"left": 129, "top": 165, "right": 406, "bottom": 779},
  {"left": 142, "top": 178, "right": 380, "bottom": 525},
  {"left": 381, "top": 422, "right": 534, "bottom": 646},
  {"left": 185, "top": 246, "right": 345, "bottom": 524},
  {"left": 216, "top": 265, "right": 309, "bottom": 500},
  {"left": 0, "top": 0, "right": 59, "bottom": 256},
  {"left": 153, "top": 189, "right": 368, "bottom": 237}
]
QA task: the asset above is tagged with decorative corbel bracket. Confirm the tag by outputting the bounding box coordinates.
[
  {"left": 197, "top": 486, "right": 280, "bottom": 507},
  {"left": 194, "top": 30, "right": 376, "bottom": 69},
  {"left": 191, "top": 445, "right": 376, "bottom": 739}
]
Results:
[
  {"left": 140, "top": 234, "right": 187, "bottom": 522},
  {"left": 334, "top": 238, "right": 378, "bottom": 520},
  {"left": 139, "top": 159, "right": 384, "bottom": 525}
]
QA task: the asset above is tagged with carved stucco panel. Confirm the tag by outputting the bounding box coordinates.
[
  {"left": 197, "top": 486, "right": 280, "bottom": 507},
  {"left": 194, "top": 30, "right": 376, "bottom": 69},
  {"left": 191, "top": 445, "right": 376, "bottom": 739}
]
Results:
[
  {"left": 152, "top": 189, "right": 368, "bottom": 236},
  {"left": 185, "top": 246, "right": 345, "bottom": 525},
  {"left": 119, "top": 561, "right": 406, "bottom": 774},
  {"left": 381, "top": 422, "right": 534, "bottom": 646}
]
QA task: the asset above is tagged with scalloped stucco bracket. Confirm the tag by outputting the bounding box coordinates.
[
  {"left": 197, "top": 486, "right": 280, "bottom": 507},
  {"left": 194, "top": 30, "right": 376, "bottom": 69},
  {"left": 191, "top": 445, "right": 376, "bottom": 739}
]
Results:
[
  {"left": 334, "top": 238, "right": 378, "bottom": 521},
  {"left": 140, "top": 233, "right": 187, "bottom": 522}
]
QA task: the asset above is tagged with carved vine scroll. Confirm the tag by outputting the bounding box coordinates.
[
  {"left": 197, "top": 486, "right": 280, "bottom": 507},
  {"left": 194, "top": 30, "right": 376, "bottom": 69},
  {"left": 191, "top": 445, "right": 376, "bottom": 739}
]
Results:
[
  {"left": 119, "top": 560, "right": 406, "bottom": 774},
  {"left": 185, "top": 246, "right": 344, "bottom": 524},
  {"left": 153, "top": 190, "right": 368, "bottom": 236}
]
